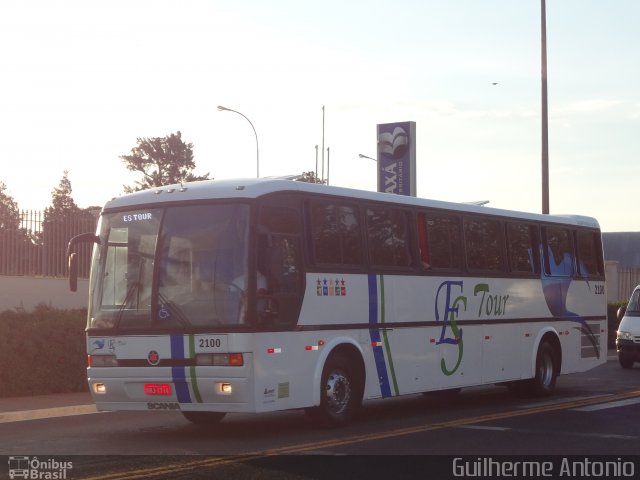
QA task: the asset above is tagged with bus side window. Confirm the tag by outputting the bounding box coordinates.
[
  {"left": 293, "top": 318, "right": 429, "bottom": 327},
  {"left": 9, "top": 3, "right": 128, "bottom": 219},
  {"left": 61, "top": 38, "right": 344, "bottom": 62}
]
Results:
[
  {"left": 416, "top": 213, "right": 430, "bottom": 269},
  {"left": 309, "top": 201, "right": 362, "bottom": 266},
  {"left": 506, "top": 223, "right": 540, "bottom": 274},
  {"left": 366, "top": 206, "right": 412, "bottom": 268},
  {"left": 543, "top": 226, "right": 575, "bottom": 277},
  {"left": 576, "top": 230, "right": 603, "bottom": 278},
  {"left": 463, "top": 216, "right": 505, "bottom": 272},
  {"left": 424, "top": 213, "right": 463, "bottom": 271}
]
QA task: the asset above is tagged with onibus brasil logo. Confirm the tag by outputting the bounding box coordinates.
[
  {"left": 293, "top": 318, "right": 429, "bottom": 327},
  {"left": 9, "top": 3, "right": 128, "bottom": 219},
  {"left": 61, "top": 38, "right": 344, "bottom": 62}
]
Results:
[{"left": 7, "top": 456, "right": 73, "bottom": 479}]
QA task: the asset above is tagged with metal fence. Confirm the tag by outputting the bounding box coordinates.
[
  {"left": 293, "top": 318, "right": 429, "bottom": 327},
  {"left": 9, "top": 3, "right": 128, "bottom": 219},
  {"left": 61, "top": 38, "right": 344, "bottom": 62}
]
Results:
[{"left": 0, "top": 209, "right": 98, "bottom": 278}]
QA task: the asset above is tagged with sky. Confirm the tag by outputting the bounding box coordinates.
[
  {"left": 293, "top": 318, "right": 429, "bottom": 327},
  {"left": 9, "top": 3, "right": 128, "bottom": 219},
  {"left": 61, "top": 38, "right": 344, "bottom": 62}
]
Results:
[{"left": 1, "top": 0, "right": 638, "bottom": 232}]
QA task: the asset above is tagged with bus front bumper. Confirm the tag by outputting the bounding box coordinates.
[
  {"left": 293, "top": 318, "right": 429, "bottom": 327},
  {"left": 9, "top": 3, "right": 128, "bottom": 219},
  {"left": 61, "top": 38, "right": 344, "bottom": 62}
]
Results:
[{"left": 88, "top": 367, "right": 254, "bottom": 413}]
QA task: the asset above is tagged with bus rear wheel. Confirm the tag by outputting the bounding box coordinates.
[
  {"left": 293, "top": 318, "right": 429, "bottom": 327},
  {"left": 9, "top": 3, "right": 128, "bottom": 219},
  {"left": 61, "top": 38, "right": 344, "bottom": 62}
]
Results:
[
  {"left": 306, "top": 354, "right": 362, "bottom": 427},
  {"left": 508, "top": 341, "right": 559, "bottom": 398},
  {"left": 529, "top": 341, "right": 558, "bottom": 396},
  {"left": 182, "top": 411, "right": 226, "bottom": 424}
]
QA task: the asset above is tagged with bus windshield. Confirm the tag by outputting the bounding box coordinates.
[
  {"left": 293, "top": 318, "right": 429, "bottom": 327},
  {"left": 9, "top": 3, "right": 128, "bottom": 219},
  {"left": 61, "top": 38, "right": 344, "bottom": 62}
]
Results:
[{"left": 88, "top": 204, "right": 250, "bottom": 330}]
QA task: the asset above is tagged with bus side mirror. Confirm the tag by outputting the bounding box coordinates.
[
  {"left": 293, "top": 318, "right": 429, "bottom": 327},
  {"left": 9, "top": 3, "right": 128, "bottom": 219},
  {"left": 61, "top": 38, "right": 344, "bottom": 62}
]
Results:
[
  {"left": 69, "top": 253, "right": 78, "bottom": 292},
  {"left": 617, "top": 305, "right": 627, "bottom": 322},
  {"left": 66, "top": 232, "right": 100, "bottom": 292}
]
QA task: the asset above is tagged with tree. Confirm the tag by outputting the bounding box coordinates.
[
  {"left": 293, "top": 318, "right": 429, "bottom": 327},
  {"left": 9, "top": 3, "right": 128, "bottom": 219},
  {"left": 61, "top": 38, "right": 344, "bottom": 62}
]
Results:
[
  {"left": 41, "top": 172, "right": 96, "bottom": 276},
  {"left": 49, "top": 170, "right": 78, "bottom": 216},
  {"left": 0, "top": 181, "right": 20, "bottom": 231},
  {"left": 294, "top": 171, "right": 326, "bottom": 184},
  {"left": 0, "top": 181, "right": 36, "bottom": 275},
  {"left": 120, "top": 131, "right": 210, "bottom": 193}
]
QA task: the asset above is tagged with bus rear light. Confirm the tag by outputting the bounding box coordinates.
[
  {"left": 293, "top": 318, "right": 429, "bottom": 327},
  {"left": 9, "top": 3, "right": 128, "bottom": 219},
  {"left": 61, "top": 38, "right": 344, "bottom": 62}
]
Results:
[
  {"left": 195, "top": 353, "right": 244, "bottom": 366},
  {"left": 89, "top": 355, "right": 118, "bottom": 367},
  {"left": 92, "top": 383, "right": 107, "bottom": 394}
]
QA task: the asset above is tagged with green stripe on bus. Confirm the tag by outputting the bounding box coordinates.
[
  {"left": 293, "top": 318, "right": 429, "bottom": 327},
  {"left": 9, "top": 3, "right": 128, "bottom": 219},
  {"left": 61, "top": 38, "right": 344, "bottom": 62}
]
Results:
[
  {"left": 380, "top": 275, "right": 399, "bottom": 396},
  {"left": 188, "top": 335, "right": 203, "bottom": 403}
]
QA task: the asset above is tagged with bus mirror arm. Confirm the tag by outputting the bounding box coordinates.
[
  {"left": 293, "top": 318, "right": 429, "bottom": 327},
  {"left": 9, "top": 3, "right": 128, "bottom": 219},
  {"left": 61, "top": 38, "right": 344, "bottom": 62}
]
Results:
[{"left": 67, "top": 233, "right": 100, "bottom": 292}]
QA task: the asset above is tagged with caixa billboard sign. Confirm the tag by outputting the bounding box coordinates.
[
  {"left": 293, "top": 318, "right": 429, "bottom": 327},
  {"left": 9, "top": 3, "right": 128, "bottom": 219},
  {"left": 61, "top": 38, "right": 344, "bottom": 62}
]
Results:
[{"left": 377, "top": 121, "right": 416, "bottom": 196}]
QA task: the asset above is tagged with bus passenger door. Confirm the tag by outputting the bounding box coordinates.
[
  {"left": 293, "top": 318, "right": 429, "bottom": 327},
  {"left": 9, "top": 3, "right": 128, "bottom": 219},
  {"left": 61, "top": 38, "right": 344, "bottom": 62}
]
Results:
[{"left": 258, "top": 234, "right": 304, "bottom": 327}]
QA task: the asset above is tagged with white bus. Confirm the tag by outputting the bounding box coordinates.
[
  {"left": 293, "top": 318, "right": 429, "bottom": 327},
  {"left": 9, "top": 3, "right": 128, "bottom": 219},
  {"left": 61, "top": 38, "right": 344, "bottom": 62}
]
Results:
[{"left": 68, "top": 178, "right": 607, "bottom": 426}]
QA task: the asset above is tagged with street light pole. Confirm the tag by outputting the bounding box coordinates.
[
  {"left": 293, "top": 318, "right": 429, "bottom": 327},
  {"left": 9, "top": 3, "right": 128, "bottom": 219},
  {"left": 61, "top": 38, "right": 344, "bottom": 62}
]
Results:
[
  {"left": 217, "top": 106, "right": 259, "bottom": 178},
  {"left": 359, "top": 154, "right": 378, "bottom": 191}
]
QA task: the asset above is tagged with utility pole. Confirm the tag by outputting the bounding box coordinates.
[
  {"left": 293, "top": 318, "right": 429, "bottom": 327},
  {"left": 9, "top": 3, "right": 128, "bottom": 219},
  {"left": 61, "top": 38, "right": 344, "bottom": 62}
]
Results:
[
  {"left": 541, "top": 0, "right": 550, "bottom": 214},
  {"left": 321, "top": 106, "right": 325, "bottom": 183},
  {"left": 326, "top": 147, "right": 330, "bottom": 185}
]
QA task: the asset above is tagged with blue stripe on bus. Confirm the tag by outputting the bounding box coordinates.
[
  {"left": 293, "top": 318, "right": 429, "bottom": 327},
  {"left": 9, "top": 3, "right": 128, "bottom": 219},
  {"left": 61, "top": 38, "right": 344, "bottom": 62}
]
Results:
[
  {"left": 170, "top": 335, "right": 192, "bottom": 403},
  {"left": 368, "top": 274, "right": 392, "bottom": 398}
]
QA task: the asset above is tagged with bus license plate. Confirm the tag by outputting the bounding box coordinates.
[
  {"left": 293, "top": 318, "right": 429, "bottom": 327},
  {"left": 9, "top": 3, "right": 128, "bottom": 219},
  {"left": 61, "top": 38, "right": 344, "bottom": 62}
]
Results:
[{"left": 144, "top": 383, "right": 172, "bottom": 396}]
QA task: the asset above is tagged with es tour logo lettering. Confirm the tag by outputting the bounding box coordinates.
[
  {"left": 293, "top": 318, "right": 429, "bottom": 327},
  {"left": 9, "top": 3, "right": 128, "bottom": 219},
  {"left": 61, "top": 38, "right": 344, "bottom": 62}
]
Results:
[
  {"left": 122, "top": 212, "right": 153, "bottom": 222},
  {"left": 435, "top": 281, "right": 509, "bottom": 376}
]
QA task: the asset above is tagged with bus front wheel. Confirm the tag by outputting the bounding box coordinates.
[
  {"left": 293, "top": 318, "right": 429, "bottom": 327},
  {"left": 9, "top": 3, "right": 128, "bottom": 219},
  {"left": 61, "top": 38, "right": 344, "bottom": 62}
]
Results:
[{"left": 306, "top": 353, "right": 362, "bottom": 427}]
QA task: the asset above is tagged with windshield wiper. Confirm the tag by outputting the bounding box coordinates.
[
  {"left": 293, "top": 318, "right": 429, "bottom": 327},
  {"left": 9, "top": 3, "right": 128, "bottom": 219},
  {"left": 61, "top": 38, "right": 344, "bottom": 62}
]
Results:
[{"left": 113, "top": 281, "right": 142, "bottom": 330}]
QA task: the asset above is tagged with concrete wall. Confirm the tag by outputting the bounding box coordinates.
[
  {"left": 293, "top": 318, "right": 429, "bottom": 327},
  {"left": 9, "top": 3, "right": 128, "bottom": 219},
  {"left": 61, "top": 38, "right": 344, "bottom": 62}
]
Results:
[{"left": 0, "top": 276, "right": 89, "bottom": 311}]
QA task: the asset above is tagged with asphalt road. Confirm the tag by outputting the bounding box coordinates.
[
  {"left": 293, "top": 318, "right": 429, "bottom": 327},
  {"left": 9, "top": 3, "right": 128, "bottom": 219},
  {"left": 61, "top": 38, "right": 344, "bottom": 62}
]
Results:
[{"left": 1, "top": 353, "right": 639, "bottom": 479}]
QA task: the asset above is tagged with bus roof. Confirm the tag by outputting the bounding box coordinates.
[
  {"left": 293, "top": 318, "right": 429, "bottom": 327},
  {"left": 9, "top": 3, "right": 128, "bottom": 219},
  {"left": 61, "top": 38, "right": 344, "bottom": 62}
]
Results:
[{"left": 103, "top": 177, "right": 600, "bottom": 229}]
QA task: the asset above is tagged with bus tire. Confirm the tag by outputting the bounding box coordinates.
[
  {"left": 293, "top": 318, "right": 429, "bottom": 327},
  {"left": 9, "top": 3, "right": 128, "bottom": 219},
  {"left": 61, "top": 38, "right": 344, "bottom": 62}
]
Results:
[
  {"left": 182, "top": 411, "right": 226, "bottom": 424},
  {"left": 618, "top": 353, "right": 634, "bottom": 369},
  {"left": 306, "top": 353, "right": 362, "bottom": 427},
  {"left": 528, "top": 341, "right": 558, "bottom": 397}
]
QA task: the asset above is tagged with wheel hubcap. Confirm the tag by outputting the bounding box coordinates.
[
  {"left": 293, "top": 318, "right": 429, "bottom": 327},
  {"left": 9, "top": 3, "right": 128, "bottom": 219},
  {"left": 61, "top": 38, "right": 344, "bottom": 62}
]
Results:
[{"left": 325, "top": 370, "right": 351, "bottom": 415}]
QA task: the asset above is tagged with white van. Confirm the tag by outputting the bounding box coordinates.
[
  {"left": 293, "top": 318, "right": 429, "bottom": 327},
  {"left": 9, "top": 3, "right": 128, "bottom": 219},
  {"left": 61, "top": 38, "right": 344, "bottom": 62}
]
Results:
[{"left": 616, "top": 285, "right": 640, "bottom": 368}]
